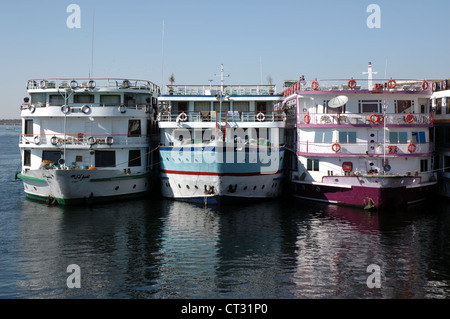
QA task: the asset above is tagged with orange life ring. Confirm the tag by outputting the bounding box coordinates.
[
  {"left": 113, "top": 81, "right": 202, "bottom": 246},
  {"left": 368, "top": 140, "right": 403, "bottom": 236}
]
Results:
[
  {"left": 405, "top": 113, "right": 414, "bottom": 123},
  {"left": 332, "top": 143, "right": 341, "bottom": 153},
  {"left": 408, "top": 143, "right": 416, "bottom": 153},
  {"left": 421, "top": 80, "right": 429, "bottom": 91},
  {"left": 311, "top": 80, "right": 319, "bottom": 90},
  {"left": 387, "top": 79, "right": 396, "bottom": 89},
  {"left": 348, "top": 79, "right": 357, "bottom": 89},
  {"left": 304, "top": 114, "right": 311, "bottom": 124},
  {"left": 369, "top": 113, "right": 378, "bottom": 123}
]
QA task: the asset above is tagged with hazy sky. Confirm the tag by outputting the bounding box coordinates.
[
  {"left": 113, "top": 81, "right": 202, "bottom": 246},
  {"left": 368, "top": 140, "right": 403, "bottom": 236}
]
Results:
[{"left": 1, "top": 0, "right": 449, "bottom": 119}]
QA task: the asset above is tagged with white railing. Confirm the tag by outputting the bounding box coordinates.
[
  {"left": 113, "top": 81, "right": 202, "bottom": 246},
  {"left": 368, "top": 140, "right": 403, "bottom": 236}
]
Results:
[
  {"left": 298, "top": 113, "right": 432, "bottom": 125},
  {"left": 20, "top": 134, "right": 149, "bottom": 147},
  {"left": 164, "top": 84, "right": 278, "bottom": 96},
  {"left": 158, "top": 110, "right": 285, "bottom": 123}
]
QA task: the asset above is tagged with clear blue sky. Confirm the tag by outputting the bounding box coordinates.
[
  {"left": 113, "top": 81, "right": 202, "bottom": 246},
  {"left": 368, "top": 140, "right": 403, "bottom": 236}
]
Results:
[{"left": 1, "top": 0, "right": 449, "bottom": 119}]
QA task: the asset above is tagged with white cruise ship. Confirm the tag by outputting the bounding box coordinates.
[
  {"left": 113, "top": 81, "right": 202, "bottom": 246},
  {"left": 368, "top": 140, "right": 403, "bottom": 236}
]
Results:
[{"left": 17, "top": 78, "right": 160, "bottom": 205}]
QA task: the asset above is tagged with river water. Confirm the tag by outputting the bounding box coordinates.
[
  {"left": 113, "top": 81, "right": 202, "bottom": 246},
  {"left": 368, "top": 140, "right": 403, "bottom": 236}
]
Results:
[{"left": 0, "top": 125, "right": 449, "bottom": 301}]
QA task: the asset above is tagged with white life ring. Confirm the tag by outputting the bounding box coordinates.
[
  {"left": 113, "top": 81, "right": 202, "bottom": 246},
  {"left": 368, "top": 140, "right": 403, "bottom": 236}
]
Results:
[
  {"left": 87, "top": 136, "right": 97, "bottom": 145},
  {"left": 39, "top": 80, "right": 48, "bottom": 89},
  {"left": 88, "top": 80, "right": 96, "bottom": 90},
  {"left": 81, "top": 104, "right": 91, "bottom": 114},
  {"left": 28, "top": 104, "right": 36, "bottom": 113},
  {"left": 119, "top": 105, "right": 127, "bottom": 113},
  {"left": 177, "top": 112, "right": 188, "bottom": 122},
  {"left": 106, "top": 136, "right": 114, "bottom": 145},
  {"left": 51, "top": 136, "right": 58, "bottom": 145},
  {"left": 61, "top": 105, "right": 71, "bottom": 114},
  {"left": 70, "top": 80, "right": 78, "bottom": 89},
  {"left": 34, "top": 135, "right": 41, "bottom": 145},
  {"left": 256, "top": 112, "right": 266, "bottom": 122}
]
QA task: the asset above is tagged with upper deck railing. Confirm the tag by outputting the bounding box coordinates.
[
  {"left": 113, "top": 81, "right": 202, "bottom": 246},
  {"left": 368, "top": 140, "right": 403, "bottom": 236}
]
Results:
[
  {"left": 26, "top": 78, "right": 160, "bottom": 93},
  {"left": 162, "top": 84, "right": 278, "bottom": 96},
  {"left": 283, "top": 79, "right": 431, "bottom": 96},
  {"left": 158, "top": 110, "right": 285, "bottom": 123}
]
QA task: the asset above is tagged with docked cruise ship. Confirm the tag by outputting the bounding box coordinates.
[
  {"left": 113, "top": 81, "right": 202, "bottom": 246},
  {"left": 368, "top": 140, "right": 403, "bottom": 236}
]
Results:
[
  {"left": 284, "top": 63, "right": 437, "bottom": 209},
  {"left": 430, "top": 78, "right": 450, "bottom": 198},
  {"left": 18, "top": 78, "right": 160, "bottom": 205},
  {"left": 158, "top": 66, "right": 285, "bottom": 204}
]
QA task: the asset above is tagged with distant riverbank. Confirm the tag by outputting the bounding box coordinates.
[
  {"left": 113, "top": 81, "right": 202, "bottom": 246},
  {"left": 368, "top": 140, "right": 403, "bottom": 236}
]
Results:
[{"left": 0, "top": 119, "right": 21, "bottom": 125}]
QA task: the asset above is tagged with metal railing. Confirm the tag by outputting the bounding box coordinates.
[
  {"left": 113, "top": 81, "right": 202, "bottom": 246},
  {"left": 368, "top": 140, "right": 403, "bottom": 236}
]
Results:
[
  {"left": 164, "top": 84, "right": 278, "bottom": 96},
  {"left": 157, "top": 110, "right": 286, "bottom": 123},
  {"left": 20, "top": 102, "right": 151, "bottom": 113},
  {"left": 298, "top": 113, "right": 432, "bottom": 125},
  {"left": 20, "top": 134, "right": 149, "bottom": 147}
]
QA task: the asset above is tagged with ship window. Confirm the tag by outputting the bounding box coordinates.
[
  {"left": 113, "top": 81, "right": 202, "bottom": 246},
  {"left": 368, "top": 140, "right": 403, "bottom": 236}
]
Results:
[
  {"left": 24, "top": 150, "right": 31, "bottom": 167},
  {"left": 213, "top": 101, "right": 230, "bottom": 112},
  {"left": 95, "top": 151, "right": 116, "bottom": 167},
  {"left": 420, "top": 159, "right": 428, "bottom": 172},
  {"left": 233, "top": 102, "right": 249, "bottom": 112},
  {"left": 412, "top": 131, "right": 426, "bottom": 143},
  {"left": 24, "top": 119, "right": 33, "bottom": 136},
  {"left": 42, "top": 151, "right": 61, "bottom": 164},
  {"left": 101, "top": 95, "right": 120, "bottom": 106},
  {"left": 445, "top": 157, "right": 450, "bottom": 173},
  {"left": 436, "top": 99, "right": 442, "bottom": 115},
  {"left": 128, "top": 120, "right": 141, "bottom": 137},
  {"left": 128, "top": 150, "right": 141, "bottom": 167},
  {"left": 359, "top": 100, "right": 380, "bottom": 113},
  {"left": 389, "top": 131, "right": 408, "bottom": 144},
  {"left": 49, "top": 95, "right": 64, "bottom": 106},
  {"left": 395, "top": 100, "right": 414, "bottom": 113},
  {"left": 194, "top": 102, "right": 210, "bottom": 111},
  {"left": 74, "top": 94, "right": 94, "bottom": 104},
  {"left": 307, "top": 159, "right": 320, "bottom": 171},
  {"left": 314, "top": 130, "right": 333, "bottom": 143},
  {"left": 339, "top": 131, "right": 357, "bottom": 144}
]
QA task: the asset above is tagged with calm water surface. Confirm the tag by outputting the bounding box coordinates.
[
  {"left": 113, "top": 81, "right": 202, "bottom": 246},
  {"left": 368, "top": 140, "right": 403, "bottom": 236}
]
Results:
[{"left": 0, "top": 125, "right": 449, "bottom": 299}]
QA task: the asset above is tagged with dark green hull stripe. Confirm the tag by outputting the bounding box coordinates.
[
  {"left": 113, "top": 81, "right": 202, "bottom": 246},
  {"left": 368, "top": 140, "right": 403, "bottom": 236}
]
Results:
[{"left": 17, "top": 173, "right": 47, "bottom": 183}]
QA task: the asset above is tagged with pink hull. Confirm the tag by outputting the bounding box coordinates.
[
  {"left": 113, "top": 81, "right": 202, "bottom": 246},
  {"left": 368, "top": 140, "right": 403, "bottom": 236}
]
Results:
[{"left": 290, "top": 180, "right": 436, "bottom": 209}]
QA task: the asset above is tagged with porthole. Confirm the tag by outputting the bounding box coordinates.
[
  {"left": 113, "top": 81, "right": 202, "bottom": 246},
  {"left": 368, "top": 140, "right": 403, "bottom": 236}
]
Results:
[
  {"left": 244, "top": 186, "right": 248, "bottom": 190},
  {"left": 262, "top": 185, "right": 265, "bottom": 189},
  {"left": 186, "top": 185, "right": 190, "bottom": 189},
  {"left": 133, "top": 184, "right": 136, "bottom": 189},
  {"left": 195, "top": 185, "right": 198, "bottom": 189},
  {"left": 178, "top": 184, "right": 181, "bottom": 188},
  {"left": 253, "top": 186, "right": 257, "bottom": 190},
  {"left": 115, "top": 186, "right": 119, "bottom": 191}
]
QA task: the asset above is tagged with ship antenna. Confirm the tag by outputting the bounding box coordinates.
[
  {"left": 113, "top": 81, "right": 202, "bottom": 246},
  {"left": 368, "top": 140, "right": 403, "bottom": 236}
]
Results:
[
  {"left": 161, "top": 20, "right": 165, "bottom": 93},
  {"left": 89, "top": 10, "right": 95, "bottom": 79}
]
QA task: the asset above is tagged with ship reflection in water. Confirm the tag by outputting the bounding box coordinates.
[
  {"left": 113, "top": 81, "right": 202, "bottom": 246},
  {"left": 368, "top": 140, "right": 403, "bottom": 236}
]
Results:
[{"left": 7, "top": 194, "right": 450, "bottom": 299}]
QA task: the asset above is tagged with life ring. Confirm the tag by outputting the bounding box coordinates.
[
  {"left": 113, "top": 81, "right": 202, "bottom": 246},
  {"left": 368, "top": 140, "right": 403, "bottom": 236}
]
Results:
[
  {"left": 348, "top": 79, "right": 357, "bottom": 89},
  {"left": 332, "top": 143, "right": 341, "bottom": 153},
  {"left": 304, "top": 114, "right": 311, "bottom": 124},
  {"left": 377, "top": 115, "right": 384, "bottom": 124},
  {"left": 70, "top": 80, "right": 78, "bottom": 89},
  {"left": 256, "top": 112, "right": 266, "bottom": 122},
  {"left": 408, "top": 143, "right": 416, "bottom": 153},
  {"left": 34, "top": 135, "right": 41, "bottom": 145},
  {"left": 106, "top": 136, "right": 114, "bottom": 145},
  {"left": 87, "top": 136, "right": 97, "bottom": 145},
  {"left": 177, "top": 112, "right": 188, "bottom": 122},
  {"left": 61, "top": 105, "right": 71, "bottom": 114},
  {"left": 88, "top": 80, "right": 96, "bottom": 90},
  {"left": 119, "top": 105, "right": 127, "bottom": 113},
  {"left": 28, "top": 104, "right": 36, "bottom": 113},
  {"left": 39, "top": 80, "right": 48, "bottom": 89},
  {"left": 443, "top": 81, "right": 448, "bottom": 90},
  {"left": 81, "top": 104, "right": 91, "bottom": 114},
  {"left": 433, "top": 82, "right": 438, "bottom": 92},
  {"left": 51, "top": 136, "right": 58, "bottom": 145},
  {"left": 369, "top": 113, "right": 378, "bottom": 123},
  {"left": 421, "top": 80, "right": 429, "bottom": 91},
  {"left": 311, "top": 80, "right": 319, "bottom": 90},
  {"left": 405, "top": 113, "right": 414, "bottom": 123},
  {"left": 387, "top": 79, "right": 396, "bottom": 89}
]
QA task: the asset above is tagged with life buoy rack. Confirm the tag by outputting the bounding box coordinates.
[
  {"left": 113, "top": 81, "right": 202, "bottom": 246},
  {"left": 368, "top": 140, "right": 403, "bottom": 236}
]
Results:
[
  {"left": 311, "top": 80, "right": 319, "bottom": 90},
  {"left": 348, "top": 79, "right": 357, "bottom": 89},
  {"left": 28, "top": 104, "right": 36, "bottom": 113},
  {"left": 387, "top": 79, "right": 396, "bottom": 89},
  {"left": 34, "top": 135, "right": 41, "bottom": 145},
  {"left": 61, "top": 105, "right": 71, "bottom": 114},
  {"left": 332, "top": 143, "right": 341, "bottom": 153},
  {"left": 70, "top": 80, "right": 78, "bottom": 89},
  {"left": 256, "top": 112, "right": 266, "bottom": 122},
  {"left": 81, "top": 104, "right": 91, "bottom": 114},
  {"left": 87, "top": 136, "right": 97, "bottom": 145},
  {"left": 177, "top": 112, "right": 188, "bottom": 122},
  {"left": 421, "top": 80, "right": 429, "bottom": 91},
  {"left": 408, "top": 143, "right": 416, "bottom": 153},
  {"left": 88, "top": 80, "right": 96, "bottom": 90},
  {"left": 405, "top": 113, "right": 414, "bottom": 123},
  {"left": 39, "top": 80, "right": 48, "bottom": 89},
  {"left": 119, "top": 105, "right": 127, "bottom": 113},
  {"left": 51, "top": 136, "right": 58, "bottom": 145},
  {"left": 106, "top": 136, "right": 114, "bottom": 145},
  {"left": 304, "top": 114, "right": 311, "bottom": 124}
]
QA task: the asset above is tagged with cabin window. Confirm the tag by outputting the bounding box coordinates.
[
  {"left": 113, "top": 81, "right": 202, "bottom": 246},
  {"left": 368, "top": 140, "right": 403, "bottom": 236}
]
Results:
[
  {"left": 24, "top": 119, "right": 33, "bottom": 136},
  {"left": 194, "top": 102, "right": 210, "bottom": 111},
  {"left": 213, "top": 101, "right": 230, "bottom": 112},
  {"left": 445, "top": 157, "right": 450, "bottom": 173},
  {"left": 395, "top": 100, "right": 414, "bottom": 113},
  {"left": 389, "top": 131, "right": 408, "bottom": 144},
  {"left": 446, "top": 98, "right": 450, "bottom": 115},
  {"left": 359, "top": 100, "right": 381, "bottom": 113},
  {"left": 412, "top": 131, "right": 426, "bottom": 143},
  {"left": 314, "top": 130, "right": 333, "bottom": 143},
  {"left": 325, "top": 100, "right": 345, "bottom": 114},
  {"left": 307, "top": 159, "right": 320, "bottom": 171},
  {"left": 420, "top": 159, "right": 428, "bottom": 172},
  {"left": 95, "top": 151, "right": 116, "bottom": 167},
  {"left": 128, "top": 120, "right": 141, "bottom": 137},
  {"left": 30, "top": 93, "right": 45, "bottom": 104},
  {"left": 436, "top": 99, "right": 442, "bottom": 115},
  {"left": 128, "top": 150, "right": 141, "bottom": 167},
  {"left": 24, "top": 150, "right": 31, "bottom": 167},
  {"left": 101, "top": 95, "right": 120, "bottom": 106},
  {"left": 74, "top": 94, "right": 94, "bottom": 104},
  {"left": 338, "top": 131, "right": 357, "bottom": 144},
  {"left": 233, "top": 102, "right": 249, "bottom": 112},
  {"left": 49, "top": 95, "right": 64, "bottom": 106},
  {"left": 42, "top": 151, "right": 61, "bottom": 164}
]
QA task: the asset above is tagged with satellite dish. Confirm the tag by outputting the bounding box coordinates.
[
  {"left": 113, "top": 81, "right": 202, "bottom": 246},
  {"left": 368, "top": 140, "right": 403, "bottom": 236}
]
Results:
[{"left": 328, "top": 95, "right": 349, "bottom": 108}]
